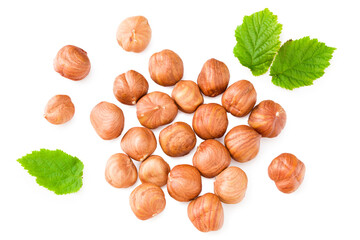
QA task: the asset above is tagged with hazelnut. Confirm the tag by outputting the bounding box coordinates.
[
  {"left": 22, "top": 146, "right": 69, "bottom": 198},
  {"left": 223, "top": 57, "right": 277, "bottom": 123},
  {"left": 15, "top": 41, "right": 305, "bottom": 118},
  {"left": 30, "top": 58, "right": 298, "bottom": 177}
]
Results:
[
  {"left": 224, "top": 125, "right": 261, "bottom": 162},
  {"left": 90, "top": 101, "right": 124, "bottom": 140},
  {"left": 159, "top": 122, "right": 196, "bottom": 157},
  {"left": 139, "top": 155, "right": 170, "bottom": 187},
  {"left": 54, "top": 45, "right": 90, "bottom": 81},
  {"left": 149, "top": 49, "right": 184, "bottom": 86},
  {"left": 248, "top": 100, "right": 286, "bottom": 138},
  {"left": 192, "top": 140, "right": 231, "bottom": 178},
  {"left": 221, "top": 80, "right": 257, "bottom": 117},
  {"left": 129, "top": 183, "right": 166, "bottom": 220},
  {"left": 197, "top": 58, "right": 230, "bottom": 97},
  {"left": 171, "top": 80, "right": 203, "bottom": 113},
  {"left": 192, "top": 103, "right": 228, "bottom": 140},
  {"left": 116, "top": 16, "right": 151, "bottom": 53},
  {"left": 105, "top": 153, "right": 137, "bottom": 188},
  {"left": 113, "top": 70, "right": 149, "bottom": 105},
  {"left": 214, "top": 166, "right": 248, "bottom": 204},
  {"left": 121, "top": 127, "right": 157, "bottom": 161},
  {"left": 136, "top": 92, "right": 178, "bottom": 129},
  {"left": 44, "top": 95, "right": 75, "bottom": 125},
  {"left": 167, "top": 164, "right": 202, "bottom": 202},
  {"left": 187, "top": 193, "right": 224, "bottom": 232},
  {"left": 268, "top": 153, "right": 306, "bottom": 193}
]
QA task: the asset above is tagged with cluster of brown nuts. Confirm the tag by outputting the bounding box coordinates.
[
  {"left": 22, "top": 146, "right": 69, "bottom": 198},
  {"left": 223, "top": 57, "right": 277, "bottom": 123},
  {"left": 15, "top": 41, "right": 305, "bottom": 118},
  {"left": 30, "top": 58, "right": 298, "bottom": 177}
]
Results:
[{"left": 44, "top": 15, "right": 306, "bottom": 233}]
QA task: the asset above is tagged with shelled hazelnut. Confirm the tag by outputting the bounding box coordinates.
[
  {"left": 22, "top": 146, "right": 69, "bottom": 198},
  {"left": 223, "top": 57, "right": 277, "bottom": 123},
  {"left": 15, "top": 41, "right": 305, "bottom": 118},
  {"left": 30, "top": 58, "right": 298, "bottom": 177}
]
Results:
[
  {"left": 139, "top": 155, "right": 170, "bottom": 187},
  {"left": 44, "top": 95, "right": 75, "bottom": 125},
  {"left": 268, "top": 153, "right": 306, "bottom": 193},
  {"left": 105, "top": 153, "right": 137, "bottom": 188},
  {"left": 171, "top": 80, "right": 204, "bottom": 113},
  {"left": 113, "top": 70, "right": 149, "bottom": 105}
]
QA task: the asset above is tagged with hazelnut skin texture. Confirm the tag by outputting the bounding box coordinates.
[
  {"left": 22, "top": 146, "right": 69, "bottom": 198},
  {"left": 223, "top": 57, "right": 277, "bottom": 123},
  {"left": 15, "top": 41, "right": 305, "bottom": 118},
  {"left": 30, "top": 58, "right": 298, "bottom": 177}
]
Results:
[
  {"left": 54, "top": 45, "right": 91, "bottom": 81},
  {"left": 121, "top": 127, "right": 157, "bottom": 161},
  {"left": 116, "top": 16, "right": 151, "bottom": 53},
  {"left": 167, "top": 164, "right": 202, "bottom": 202},
  {"left": 105, "top": 153, "right": 137, "bottom": 188},
  {"left": 192, "top": 139, "right": 231, "bottom": 178},
  {"left": 197, "top": 58, "right": 230, "bottom": 97},
  {"left": 136, "top": 91, "right": 178, "bottom": 129},
  {"left": 224, "top": 125, "right": 261, "bottom": 162},
  {"left": 44, "top": 95, "right": 75, "bottom": 125},
  {"left": 159, "top": 122, "right": 196, "bottom": 157},
  {"left": 248, "top": 100, "right": 286, "bottom": 138},
  {"left": 113, "top": 70, "right": 149, "bottom": 105},
  {"left": 221, "top": 80, "right": 257, "bottom": 117},
  {"left": 192, "top": 103, "right": 228, "bottom": 140},
  {"left": 129, "top": 183, "right": 166, "bottom": 220},
  {"left": 90, "top": 101, "right": 124, "bottom": 140},
  {"left": 139, "top": 155, "right": 170, "bottom": 187},
  {"left": 149, "top": 49, "right": 184, "bottom": 86},
  {"left": 171, "top": 80, "right": 204, "bottom": 113},
  {"left": 268, "top": 153, "right": 306, "bottom": 193},
  {"left": 187, "top": 193, "right": 224, "bottom": 232},
  {"left": 214, "top": 166, "right": 248, "bottom": 204}
]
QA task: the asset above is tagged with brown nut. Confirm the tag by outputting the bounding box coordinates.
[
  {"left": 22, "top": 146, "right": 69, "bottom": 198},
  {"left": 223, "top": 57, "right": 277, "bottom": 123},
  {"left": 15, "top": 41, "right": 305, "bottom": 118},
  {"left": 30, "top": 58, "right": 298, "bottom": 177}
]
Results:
[
  {"left": 171, "top": 80, "right": 204, "bottom": 113},
  {"left": 248, "top": 100, "right": 286, "bottom": 138},
  {"left": 54, "top": 45, "right": 91, "bottom": 81},
  {"left": 192, "top": 103, "right": 228, "bottom": 140},
  {"left": 90, "top": 101, "right": 124, "bottom": 140},
  {"left": 149, "top": 49, "right": 184, "bottom": 86},
  {"left": 116, "top": 16, "right": 151, "bottom": 53},
  {"left": 214, "top": 166, "right": 248, "bottom": 204},
  {"left": 187, "top": 193, "right": 224, "bottom": 232},
  {"left": 105, "top": 153, "right": 137, "bottom": 188},
  {"left": 121, "top": 127, "right": 157, "bottom": 161},
  {"left": 44, "top": 95, "right": 75, "bottom": 125},
  {"left": 139, "top": 155, "right": 170, "bottom": 187},
  {"left": 268, "top": 153, "right": 305, "bottom": 193},
  {"left": 159, "top": 122, "right": 196, "bottom": 157},
  {"left": 167, "top": 164, "right": 202, "bottom": 202},
  {"left": 224, "top": 125, "right": 261, "bottom": 162},
  {"left": 197, "top": 58, "right": 230, "bottom": 97},
  {"left": 221, "top": 80, "right": 257, "bottom": 117},
  {"left": 129, "top": 183, "right": 166, "bottom": 220},
  {"left": 192, "top": 140, "right": 231, "bottom": 178},
  {"left": 113, "top": 70, "right": 149, "bottom": 105},
  {"left": 136, "top": 91, "right": 178, "bottom": 129}
]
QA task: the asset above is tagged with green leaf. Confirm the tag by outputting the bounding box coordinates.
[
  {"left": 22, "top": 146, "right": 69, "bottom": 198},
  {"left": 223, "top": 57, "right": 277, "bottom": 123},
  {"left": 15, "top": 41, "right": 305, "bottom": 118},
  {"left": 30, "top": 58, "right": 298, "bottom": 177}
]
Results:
[
  {"left": 270, "top": 37, "right": 336, "bottom": 90},
  {"left": 234, "top": 8, "right": 282, "bottom": 76},
  {"left": 17, "top": 149, "right": 84, "bottom": 195}
]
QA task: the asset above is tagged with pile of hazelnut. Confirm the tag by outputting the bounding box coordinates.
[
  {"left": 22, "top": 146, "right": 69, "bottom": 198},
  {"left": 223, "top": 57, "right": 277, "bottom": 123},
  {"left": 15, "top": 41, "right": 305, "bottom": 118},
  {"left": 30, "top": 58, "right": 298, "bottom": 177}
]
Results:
[{"left": 44, "top": 16, "right": 306, "bottom": 232}]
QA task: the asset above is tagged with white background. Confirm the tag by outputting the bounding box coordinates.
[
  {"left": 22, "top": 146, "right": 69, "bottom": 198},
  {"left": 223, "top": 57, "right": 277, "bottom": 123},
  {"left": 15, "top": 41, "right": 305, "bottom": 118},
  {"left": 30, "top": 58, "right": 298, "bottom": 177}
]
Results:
[{"left": 1, "top": 0, "right": 359, "bottom": 239}]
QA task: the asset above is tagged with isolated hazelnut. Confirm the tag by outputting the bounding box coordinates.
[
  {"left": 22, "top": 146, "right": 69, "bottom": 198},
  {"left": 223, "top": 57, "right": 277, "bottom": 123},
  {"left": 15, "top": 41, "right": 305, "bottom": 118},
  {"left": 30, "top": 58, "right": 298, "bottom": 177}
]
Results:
[
  {"left": 192, "top": 140, "right": 231, "bottom": 178},
  {"left": 44, "top": 95, "right": 75, "bottom": 125},
  {"left": 214, "top": 166, "right": 248, "bottom": 204},
  {"left": 129, "top": 183, "right": 166, "bottom": 220},
  {"left": 197, "top": 58, "right": 230, "bottom": 97},
  {"left": 171, "top": 80, "right": 204, "bottom": 113},
  {"left": 139, "top": 155, "right": 170, "bottom": 187},
  {"left": 268, "top": 153, "right": 306, "bottom": 193},
  {"left": 248, "top": 100, "right": 286, "bottom": 138},
  {"left": 167, "top": 164, "right": 202, "bottom": 202},
  {"left": 136, "top": 92, "right": 178, "bottom": 129},
  {"left": 221, "top": 80, "right": 257, "bottom": 117},
  {"left": 105, "top": 153, "right": 137, "bottom": 188},
  {"left": 90, "top": 101, "right": 124, "bottom": 140},
  {"left": 192, "top": 103, "right": 228, "bottom": 139},
  {"left": 224, "top": 125, "right": 261, "bottom": 162},
  {"left": 116, "top": 16, "right": 151, "bottom": 53},
  {"left": 149, "top": 49, "right": 184, "bottom": 86},
  {"left": 121, "top": 127, "right": 157, "bottom": 161},
  {"left": 187, "top": 193, "right": 224, "bottom": 232},
  {"left": 54, "top": 45, "right": 90, "bottom": 81},
  {"left": 159, "top": 122, "right": 196, "bottom": 157},
  {"left": 113, "top": 70, "right": 149, "bottom": 105}
]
